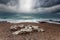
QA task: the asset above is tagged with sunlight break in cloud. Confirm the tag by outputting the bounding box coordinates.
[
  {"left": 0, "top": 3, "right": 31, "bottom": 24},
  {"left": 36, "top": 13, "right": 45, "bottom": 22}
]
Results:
[{"left": 18, "top": 0, "right": 33, "bottom": 12}]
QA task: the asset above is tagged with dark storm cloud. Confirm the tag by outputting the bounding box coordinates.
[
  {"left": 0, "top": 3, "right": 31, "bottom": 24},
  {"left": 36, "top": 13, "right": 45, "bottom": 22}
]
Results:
[
  {"left": 39, "top": 0, "right": 60, "bottom": 7},
  {"left": 0, "top": 0, "right": 18, "bottom": 5},
  {"left": 0, "top": 0, "right": 18, "bottom": 12},
  {"left": 0, "top": 0, "right": 10, "bottom": 4},
  {"left": 33, "top": 0, "right": 60, "bottom": 9},
  {"left": 0, "top": 0, "right": 60, "bottom": 13},
  {"left": 0, "top": 0, "right": 60, "bottom": 7},
  {"left": 34, "top": 0, "right": 60, "bottom": 14}
]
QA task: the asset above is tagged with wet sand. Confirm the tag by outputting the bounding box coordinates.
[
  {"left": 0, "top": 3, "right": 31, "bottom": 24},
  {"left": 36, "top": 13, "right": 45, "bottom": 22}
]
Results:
[{"left": 0, "top": 22, "right": 60, "bottom": 40}]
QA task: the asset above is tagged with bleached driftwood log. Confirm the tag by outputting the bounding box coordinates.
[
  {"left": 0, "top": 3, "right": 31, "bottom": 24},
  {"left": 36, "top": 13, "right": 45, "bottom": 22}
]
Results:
[
  {"left": 11, "top": 25, "right": 45, "bottom": 35},
  {"left": 12, "top": 30, "right": 21, "bottom": 35},
  {"left": 12, "top": 26, "right": 33, "bottom": 35}
]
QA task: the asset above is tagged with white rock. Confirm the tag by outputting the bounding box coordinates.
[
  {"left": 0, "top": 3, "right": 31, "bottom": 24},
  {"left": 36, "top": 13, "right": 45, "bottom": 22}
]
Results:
[
  {"left": 18, "top": 24, "right": 24, "bottom": 28},
  {"left": 32, "top": 26, "right": 45, "bottom": 32},
  {"left": 21, "top": 27, "right": 32, "bottom": 32},
  {"left": 32, "top": 26, "right": 39, "bottom": 30},
  {"left": 39, "top": 28, "right": 45, "bottom": 32},
  {"left": 10, "top": 25, "right": 17, "bottom": 29}
]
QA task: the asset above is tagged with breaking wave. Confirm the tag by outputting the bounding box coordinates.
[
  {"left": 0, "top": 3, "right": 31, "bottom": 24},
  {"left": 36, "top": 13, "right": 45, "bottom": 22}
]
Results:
[{"left": 0, "top": 18, "right": 60, "bottom": 24}]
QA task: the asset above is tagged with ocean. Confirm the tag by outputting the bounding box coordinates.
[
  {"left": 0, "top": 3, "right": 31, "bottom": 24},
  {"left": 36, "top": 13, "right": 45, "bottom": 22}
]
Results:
[{"left": 0, "top": 12, "right": 60, "bottom": 24}]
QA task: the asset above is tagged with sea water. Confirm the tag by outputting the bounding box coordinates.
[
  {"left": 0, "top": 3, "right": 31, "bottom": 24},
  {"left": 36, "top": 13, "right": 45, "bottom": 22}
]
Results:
[{"left": 0, "top": 12, "right": 60, "bottom": 24}]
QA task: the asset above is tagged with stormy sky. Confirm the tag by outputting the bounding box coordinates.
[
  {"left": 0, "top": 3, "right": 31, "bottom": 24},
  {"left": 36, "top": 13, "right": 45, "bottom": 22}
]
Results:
[{"left": 0, "top": 0, "right": 60, "bottom": 13}]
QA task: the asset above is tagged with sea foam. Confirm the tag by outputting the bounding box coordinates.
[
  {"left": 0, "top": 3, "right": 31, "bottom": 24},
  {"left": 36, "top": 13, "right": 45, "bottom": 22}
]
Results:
[{"left": 0, "top": 18, "right": 60, "bottom": 24}]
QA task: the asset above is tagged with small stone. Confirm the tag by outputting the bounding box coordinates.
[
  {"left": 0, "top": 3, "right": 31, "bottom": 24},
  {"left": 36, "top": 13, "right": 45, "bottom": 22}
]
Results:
[{"left": 39, "top": 28, "right": 45, "bottom": 32}]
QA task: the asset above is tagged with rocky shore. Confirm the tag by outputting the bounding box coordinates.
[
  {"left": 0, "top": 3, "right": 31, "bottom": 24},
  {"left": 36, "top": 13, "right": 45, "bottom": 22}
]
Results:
[{"left": 0, "top": 21, "right": 60, "bottom": 40}]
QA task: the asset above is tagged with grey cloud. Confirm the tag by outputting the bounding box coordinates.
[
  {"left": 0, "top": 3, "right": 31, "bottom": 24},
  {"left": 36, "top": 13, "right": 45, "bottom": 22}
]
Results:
[
  {"left": 34, "top": 0, "right": 60, "bottom": 8},
  {"left": 0, "top": 0, "right": 60, "bottom": 14},
  {"left": 0, "top": 4, "right": 60, "bottom": 14},
  {"left": 0, "top": 4, "right": 17, "bottom": 12},
  {"left": 0, "top": 0, "right": 60, "bottom": 7},
  {"left": 0, "top": 0, "right": 10, "bottom": 4},
  {"left": 35, "top": 5, "right": 60, "bottom": 13}
]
